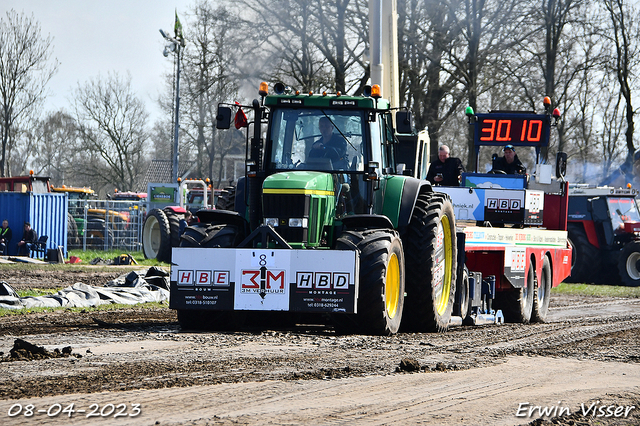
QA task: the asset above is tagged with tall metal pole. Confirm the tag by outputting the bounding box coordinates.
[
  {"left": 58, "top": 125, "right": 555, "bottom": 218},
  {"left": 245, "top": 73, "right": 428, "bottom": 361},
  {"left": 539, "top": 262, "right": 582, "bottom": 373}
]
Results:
[{"left": 172, "top": 47, "right": 181, "bottom": 183}]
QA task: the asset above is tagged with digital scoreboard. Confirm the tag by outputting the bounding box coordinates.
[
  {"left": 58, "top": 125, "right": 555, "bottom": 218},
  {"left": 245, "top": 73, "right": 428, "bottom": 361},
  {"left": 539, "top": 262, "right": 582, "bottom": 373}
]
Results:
[{"left": 473, "top": 113, "right": 551, "bottom": 148}]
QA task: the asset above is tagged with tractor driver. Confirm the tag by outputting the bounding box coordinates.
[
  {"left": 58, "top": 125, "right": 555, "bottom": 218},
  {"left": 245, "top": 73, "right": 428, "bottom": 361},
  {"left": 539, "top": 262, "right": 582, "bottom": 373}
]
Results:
[
  {"left": 308, "top": 117, "right": 348, "bottom": 169},
  {"left": 491, "top": 144, "right": 526, "bottom": 174}
]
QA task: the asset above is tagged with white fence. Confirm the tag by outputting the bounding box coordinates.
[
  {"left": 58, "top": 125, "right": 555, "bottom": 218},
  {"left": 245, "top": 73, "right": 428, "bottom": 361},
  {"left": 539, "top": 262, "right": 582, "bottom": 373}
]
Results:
[{"left": 67, "top": 200, "right": 146, "bottom": 252}]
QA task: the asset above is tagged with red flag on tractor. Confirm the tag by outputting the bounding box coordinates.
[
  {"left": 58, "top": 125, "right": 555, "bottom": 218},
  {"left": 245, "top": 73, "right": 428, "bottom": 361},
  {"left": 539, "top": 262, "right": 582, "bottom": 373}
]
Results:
[{"left": 234, "top": 102, "right": 248, "bottom": 129}]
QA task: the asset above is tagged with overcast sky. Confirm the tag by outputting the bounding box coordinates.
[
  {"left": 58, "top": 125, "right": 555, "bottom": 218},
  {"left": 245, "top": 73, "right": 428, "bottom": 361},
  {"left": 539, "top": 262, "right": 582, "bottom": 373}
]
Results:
[{"left": 2, "top": 0, "right": 189, "bottom": 123}]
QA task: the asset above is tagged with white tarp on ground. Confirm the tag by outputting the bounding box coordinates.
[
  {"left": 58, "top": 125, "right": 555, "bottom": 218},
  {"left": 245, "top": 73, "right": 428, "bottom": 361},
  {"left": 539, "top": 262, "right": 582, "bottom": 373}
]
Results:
[{"left": 0, "top": 267, "right": 170, "bottom": 310}]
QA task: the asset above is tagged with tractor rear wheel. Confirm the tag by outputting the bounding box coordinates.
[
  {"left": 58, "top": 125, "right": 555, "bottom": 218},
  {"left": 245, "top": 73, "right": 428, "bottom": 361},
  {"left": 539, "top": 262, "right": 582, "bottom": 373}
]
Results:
[
  {"left": 177, "top": 223, "right": 245, "bottom": 331},
  {"left": 501, "top": 260, "right": 535, "bottom": 323},
  {"left": 402, "top": 192, "right": 457, "bottom": 332},
  {"left": 335, "top": 229, "right": 405, "bottom": 335},
  {"left": 216, "top": 186, "right": 237, "bottom": 211},
  {"left": 532, "top": 255, "right": 552, "bottom": 322},
  {"left": 566, "top": 223, "right": 601, "bottom": 283},
  {"left": 86, "top": 219, "right": 114, "bottom": 249},
  {"left": 67, "top": 213, "right": 80, "bottom": 248},
  {"left": 163, "top": 208, "right": 184, "bottom": 248},
  {"left": 618, "top": 242, "right": 640, "bottom": 287},
  {"left": 142, "top": 209, "right": 172, "bottom": 262}
]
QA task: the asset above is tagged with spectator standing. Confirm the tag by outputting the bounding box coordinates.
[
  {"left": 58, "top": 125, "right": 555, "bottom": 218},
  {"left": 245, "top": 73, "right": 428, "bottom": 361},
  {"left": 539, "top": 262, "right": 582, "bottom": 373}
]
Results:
[{"left": 426, "top": 145, "right": 465, "bottom": 186}]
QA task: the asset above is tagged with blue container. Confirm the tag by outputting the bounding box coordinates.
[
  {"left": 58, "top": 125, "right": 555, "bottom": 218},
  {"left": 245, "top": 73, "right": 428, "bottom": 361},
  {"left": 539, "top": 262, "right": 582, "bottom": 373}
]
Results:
[{"left": 0, "top": 192, "right": 68, "bottom": 257}]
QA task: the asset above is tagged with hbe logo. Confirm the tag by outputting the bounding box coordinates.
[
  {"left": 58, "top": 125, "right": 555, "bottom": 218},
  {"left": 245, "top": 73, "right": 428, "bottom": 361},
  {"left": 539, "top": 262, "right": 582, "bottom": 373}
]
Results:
[{"left": 177, "top": 270, "right": 229, "bottom": 287}]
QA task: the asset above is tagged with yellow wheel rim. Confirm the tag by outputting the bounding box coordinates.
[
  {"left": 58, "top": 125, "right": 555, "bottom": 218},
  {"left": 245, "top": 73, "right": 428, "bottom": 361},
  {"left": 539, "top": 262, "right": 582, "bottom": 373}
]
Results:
[
  {"left": 435, "top": 215, "right": 453, "bottom": 316},
  {"left": 386, "top": 252, "right": 400, "bottom": 319}
]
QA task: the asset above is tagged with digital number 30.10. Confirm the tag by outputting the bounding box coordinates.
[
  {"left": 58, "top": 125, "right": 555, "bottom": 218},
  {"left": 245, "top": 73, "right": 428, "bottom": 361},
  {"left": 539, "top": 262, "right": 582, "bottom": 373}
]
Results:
[{"left": 480, "top": 119, "right": 543, "bottom": 142}]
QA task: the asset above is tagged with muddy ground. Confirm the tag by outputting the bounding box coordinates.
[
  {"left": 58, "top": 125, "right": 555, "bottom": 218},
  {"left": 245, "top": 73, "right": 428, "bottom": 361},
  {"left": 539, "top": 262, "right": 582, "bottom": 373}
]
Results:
[{"left": 0, "top": 267, "right": 639, "bottom": 425}]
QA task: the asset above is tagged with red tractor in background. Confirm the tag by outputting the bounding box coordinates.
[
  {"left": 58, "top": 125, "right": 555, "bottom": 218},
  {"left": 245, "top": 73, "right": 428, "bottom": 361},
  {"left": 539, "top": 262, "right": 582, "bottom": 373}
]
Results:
[{"left": 566, "top": 184, "right": 640, "bottom": 286}]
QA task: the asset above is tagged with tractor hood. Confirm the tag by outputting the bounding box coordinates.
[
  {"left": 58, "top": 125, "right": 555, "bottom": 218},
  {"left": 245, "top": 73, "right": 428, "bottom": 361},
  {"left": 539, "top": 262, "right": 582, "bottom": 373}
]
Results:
[
  {"left": 263, "top": 171, "right": 335, "bottom": 195},
  {"left": 262, "top": 171, "right": 336, "bottom": 248}
]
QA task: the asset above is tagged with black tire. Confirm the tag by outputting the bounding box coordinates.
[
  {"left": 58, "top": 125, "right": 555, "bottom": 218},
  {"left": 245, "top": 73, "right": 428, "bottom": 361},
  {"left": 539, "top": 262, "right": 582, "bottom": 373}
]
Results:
[
  {"left": 142, "top": 209, "right": 172, "bottom": 262},
  {"left": 67, "top": 213, "right": 80, "bottom": 248},
  {"left": 86, "top": 219, "right": 114, "bottom": 249},
  {"left": 500, "top": 259, "right": 535, "bottom": 323},
  {"left": 532, "top": 255, "right": 552, "bottom": 322},
  {"left": 617, "top": 242, "right": 640, "bottom": 287},
  {"left": 177, "top": 222, "right": 245, "bottom": 331},
  {"left": 566, "top": 223, "right": 601, "bottom": 283},
  {"left": 454, "top": 266, "right": 472, "bottom": 323},
  {"left": 402, "top": 192, "right": 457, "bottom": 332},
  {"left": 163, "top": 208, "right": 184, "bottom": 248},
  {"left": 334, "top": 229, "right": 405, "bottom": 336},
  {"left": 180, "top": 223, "right": 245, "bottom": 248},
  {"left": 215, "top": 186, "right": 236, "bottom": 211}
]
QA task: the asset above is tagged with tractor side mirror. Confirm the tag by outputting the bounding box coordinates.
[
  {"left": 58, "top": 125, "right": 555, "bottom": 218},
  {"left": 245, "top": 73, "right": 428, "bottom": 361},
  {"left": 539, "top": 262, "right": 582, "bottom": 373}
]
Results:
[
  {"left": 556, "top": 151, "right": 567, "bottom": 178},
  {"left": 216, "top": 107, "right": 232, "bottom": 129},
  {"left": 395, "top": 111, "right": 413, "bottom": 134}
]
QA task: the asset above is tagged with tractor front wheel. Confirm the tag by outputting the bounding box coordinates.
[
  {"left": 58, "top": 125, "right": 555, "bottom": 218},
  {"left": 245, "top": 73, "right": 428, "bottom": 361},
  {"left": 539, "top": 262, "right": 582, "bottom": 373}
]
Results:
[
  {"left": 142, "top": 209, "right": 171, "bottom": 262},
  {"left": 335, "top": 229, "right": 405, "bottom": 336}
]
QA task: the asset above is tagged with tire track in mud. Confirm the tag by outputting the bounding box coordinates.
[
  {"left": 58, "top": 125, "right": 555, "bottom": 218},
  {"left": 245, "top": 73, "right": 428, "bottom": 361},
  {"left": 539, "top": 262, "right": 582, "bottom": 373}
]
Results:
[{"left": 2, "top": 357, "right": 639, "bottom": 426}]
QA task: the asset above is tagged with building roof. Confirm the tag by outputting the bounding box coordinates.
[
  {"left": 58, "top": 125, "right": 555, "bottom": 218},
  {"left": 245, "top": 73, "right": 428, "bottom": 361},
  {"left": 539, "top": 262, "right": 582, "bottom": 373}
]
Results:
[{"left": 138, "top": 159, "right": 191, "bottom": 192}]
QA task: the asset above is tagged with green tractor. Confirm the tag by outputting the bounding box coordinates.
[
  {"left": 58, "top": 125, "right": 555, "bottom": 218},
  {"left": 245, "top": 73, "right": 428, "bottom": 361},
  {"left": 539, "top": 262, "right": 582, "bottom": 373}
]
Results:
[{"left": 170, "top": 83, "right": 457, "bottom": 335}]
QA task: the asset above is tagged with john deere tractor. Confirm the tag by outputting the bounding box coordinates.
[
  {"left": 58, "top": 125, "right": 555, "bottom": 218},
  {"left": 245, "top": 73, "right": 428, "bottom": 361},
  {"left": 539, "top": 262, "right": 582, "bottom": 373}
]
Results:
[{"left": 169, "top": 83, "right": 457, "bottom": 335}]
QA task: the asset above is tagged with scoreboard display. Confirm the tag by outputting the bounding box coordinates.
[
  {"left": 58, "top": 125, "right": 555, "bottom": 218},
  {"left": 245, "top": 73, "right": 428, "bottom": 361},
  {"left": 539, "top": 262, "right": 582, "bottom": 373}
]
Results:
[{"left": 473, "top": 113, "right": 551, "bottom": 148}]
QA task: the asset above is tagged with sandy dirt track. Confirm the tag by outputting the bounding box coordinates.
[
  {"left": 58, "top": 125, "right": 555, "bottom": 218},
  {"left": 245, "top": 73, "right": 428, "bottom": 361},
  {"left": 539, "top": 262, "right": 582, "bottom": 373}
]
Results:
[{"left": 0, "top": 268, "right": 639, "bottom": 425}]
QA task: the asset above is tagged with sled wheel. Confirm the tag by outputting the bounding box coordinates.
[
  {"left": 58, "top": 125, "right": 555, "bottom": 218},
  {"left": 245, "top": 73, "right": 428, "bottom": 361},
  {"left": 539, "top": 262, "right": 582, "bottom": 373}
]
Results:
[
  {"left": 502, "top": 259, "right": 535, "bottom": 323},
  {"left": 142, "top": 209, "right": 171, "bottom": 262},
  {"left": 454, "top": 266, "right": 472, "bottom": 323},
  {"left": 335, "top": 229, "right": 405, "bottom": 335},
  {"left": 402, "top": 192, "right": 457, "bottom": 332},
  {"left": 618, "top": 242, "right": 640, "bottom": 287},
  {"left": 532, "top": 255, "right": 552, "bottom": 322}
]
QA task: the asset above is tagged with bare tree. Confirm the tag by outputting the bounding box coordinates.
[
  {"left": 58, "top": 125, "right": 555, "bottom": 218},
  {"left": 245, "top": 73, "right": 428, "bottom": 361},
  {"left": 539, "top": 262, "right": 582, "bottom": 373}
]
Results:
[
  {"left": 602, "top": 0, "right": 640, "bottom": 165},
  {"left": 177, "top": 1, "right": 244, "bottom": 186},
  {"left": 0, "top": 10, "right": 58, "bottom": 177},
  {"left": 398, "top": 0, "right": 466, "bottom": 161},
  {"left": 28, "top": 110, "right": 82, "bottom": 185},
  {"left": 72, "top": 72, "right": 150, "bottom": 191},
  {"left": 240, "top": 0, "right": 368, "bottom": 94}
]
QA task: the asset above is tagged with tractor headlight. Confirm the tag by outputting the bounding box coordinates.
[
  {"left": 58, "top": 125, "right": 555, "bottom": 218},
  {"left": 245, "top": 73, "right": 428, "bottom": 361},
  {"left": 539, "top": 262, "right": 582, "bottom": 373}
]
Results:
[
  {"left": 289, "top": 218, "right": 307, "bottom": 228},
  {"left": 265, "top": 218, "right": 278, "bottom": 227}
]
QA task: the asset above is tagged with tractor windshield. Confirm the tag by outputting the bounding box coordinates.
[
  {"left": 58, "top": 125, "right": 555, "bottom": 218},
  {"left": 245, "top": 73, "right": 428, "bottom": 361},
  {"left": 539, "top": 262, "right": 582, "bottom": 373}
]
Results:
[
  {"left": 268, "top": 109, "right": 366, "bottom": 172},
  {"left": 608, "top": 197, "right": 640, "bottom": 231}
]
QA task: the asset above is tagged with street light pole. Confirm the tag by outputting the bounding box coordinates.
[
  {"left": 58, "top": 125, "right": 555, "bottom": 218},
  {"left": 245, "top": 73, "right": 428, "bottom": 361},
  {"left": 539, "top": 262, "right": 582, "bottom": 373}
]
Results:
[
  {"left": 172, "top": 47, "right": 181, "bottom": 184},
  {"left": 160, "top": 28, "right": 184, "bottom": 183}
]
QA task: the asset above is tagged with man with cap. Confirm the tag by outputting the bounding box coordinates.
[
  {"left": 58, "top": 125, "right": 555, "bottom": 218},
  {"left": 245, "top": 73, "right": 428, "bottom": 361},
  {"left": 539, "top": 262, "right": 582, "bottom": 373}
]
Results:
[{"left": 492, "top": 144, "right": 526, "bottom": 175}]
